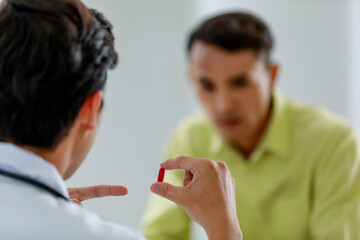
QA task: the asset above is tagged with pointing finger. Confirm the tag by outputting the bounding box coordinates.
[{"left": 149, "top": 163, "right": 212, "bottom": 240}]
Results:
[{"left": 68, "top": 185, "right": 128, "bottom": 202}]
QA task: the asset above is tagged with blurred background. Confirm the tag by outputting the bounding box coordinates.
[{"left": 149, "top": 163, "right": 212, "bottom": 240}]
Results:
[{"left": 66, "top": 0, "right": 360, "bottom": 238}]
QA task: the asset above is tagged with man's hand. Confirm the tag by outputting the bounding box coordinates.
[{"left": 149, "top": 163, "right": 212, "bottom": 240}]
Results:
[
  {"left": 68, "top": 185, "right": 128, "bottom": 205},
  {"left": 150, "top": 156, "right": 242, "bottom": 240}
]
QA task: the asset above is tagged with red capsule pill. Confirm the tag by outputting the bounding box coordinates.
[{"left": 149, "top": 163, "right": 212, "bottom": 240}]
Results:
[{"left": 157, "top": 167, "right": 165, "bottom": 182}]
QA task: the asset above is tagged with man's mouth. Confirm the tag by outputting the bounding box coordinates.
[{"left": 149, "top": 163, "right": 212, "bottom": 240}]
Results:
[{"left": 216, "top": 117, "right": 241, "bottom": 128}]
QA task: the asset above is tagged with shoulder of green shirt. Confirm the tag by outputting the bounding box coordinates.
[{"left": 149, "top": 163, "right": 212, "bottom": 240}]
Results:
[
  {"left": 172, "top": 113, "right": 213, "bottom": 139},
  {"left": 286, "top": 95, "right": 358, "bottom": 148},
  {"left": 165, "top": 113, "right": 214, "bottom": 158}
]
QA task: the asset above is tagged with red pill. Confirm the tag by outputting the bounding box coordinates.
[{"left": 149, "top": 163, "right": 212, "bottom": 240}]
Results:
[{"left": 157, "top": 167, "right": 165, "bottom": 182}]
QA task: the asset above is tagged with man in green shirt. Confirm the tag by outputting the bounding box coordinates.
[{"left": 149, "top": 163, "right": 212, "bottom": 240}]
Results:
[{"left": 141, "top": 12, "right": 360, "bottom": 240}]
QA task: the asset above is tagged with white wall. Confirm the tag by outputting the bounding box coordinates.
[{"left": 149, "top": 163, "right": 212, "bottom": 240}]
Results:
[
  {"left": 349, "top": 0, "right": 360, "bottom": 128},
  {"left": 67, "top": 0, "right": 360, "bottom": 237}
]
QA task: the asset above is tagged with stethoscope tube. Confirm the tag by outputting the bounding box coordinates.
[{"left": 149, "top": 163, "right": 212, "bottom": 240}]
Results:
[{"left": 0, "top": 168, "right": 69, "bottom": 201}]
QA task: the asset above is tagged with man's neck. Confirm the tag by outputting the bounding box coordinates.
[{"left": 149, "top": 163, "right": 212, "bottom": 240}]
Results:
[
  {"left": 15, "top": 141, "right": 73, "bottom": 179},
  {"left": 236, "top": 103, "right": 273, "bottom": 159}
]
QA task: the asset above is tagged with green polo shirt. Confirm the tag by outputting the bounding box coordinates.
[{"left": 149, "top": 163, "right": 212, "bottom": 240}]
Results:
[{"left": 141, "top": 92, "right": 360, "bottom": 240}]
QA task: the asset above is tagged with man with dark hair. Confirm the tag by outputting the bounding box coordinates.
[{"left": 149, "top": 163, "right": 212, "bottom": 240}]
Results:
[
  {"left": 142, "top": 12, "right": 360, "bottom": 240},
  {"left": 0, "top": 1, "right": 243, "bottom": 239}
]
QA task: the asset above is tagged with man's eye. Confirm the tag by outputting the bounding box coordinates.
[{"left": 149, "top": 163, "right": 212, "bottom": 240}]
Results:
[
  {"left": 232, "top": 77, "right": 247, "bottom": 88},
  {"left": 199, "top": 79, "right": 214, "bottom": 91}
]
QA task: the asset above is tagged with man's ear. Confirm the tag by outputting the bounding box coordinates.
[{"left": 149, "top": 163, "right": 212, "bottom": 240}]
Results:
[
  {"left": 268, "top": 63, "right": 280, "bottom": 89},
  {"left": 78, "top": 91, "right": 103, "bottom": 131}
]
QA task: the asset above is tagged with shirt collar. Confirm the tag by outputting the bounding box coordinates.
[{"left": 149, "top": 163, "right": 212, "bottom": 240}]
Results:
[
  {"left": 210, "top": 90, "right": 290, "bottom": 158},
  {"left": 0, "top": 142, "right": 69, "bottom": 199},
  {"left": 260, "top": 91, "right": 290, "bottom": 157}
]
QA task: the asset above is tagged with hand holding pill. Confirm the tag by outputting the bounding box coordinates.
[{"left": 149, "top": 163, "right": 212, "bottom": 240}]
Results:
[{"left": 151, "top": 156, "right": 242, "bottom": 240}]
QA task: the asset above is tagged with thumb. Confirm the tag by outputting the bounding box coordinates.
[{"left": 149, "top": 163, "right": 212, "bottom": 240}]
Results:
[
  {"left": 150, "top": 182, "right": 184, "bottom": 204},
  {"left": 71, "top": 198, "right": 82, "bottom": 206}
]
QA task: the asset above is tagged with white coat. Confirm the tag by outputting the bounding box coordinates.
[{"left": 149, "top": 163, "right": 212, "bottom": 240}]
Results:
[{"left": 0, "top": 142, "right": 146, "bottom": 240}]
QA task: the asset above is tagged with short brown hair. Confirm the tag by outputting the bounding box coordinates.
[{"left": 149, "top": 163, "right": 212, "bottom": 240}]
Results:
[{"left": 187, "top": 12, "right": 273, "bottom": 63}]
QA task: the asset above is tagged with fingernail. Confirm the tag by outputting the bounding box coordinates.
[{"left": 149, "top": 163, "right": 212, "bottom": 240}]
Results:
[{"left": 150, "top": 184, "right": 158, "bottom": 194}]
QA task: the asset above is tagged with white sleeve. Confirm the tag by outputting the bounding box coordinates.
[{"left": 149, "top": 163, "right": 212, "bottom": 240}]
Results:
[
  {"left": 0, "top": 182, "right": 147, "bottom": 240},
  {"left": 45, "top": 200, "right": 147, "bottom": 240}
]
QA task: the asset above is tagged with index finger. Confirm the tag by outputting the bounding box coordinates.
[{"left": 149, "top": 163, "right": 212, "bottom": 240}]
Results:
[
  {"left": 68, "top": 185, "right": 128, "bottom": 202},
  {"left": 160, "top": 156, "right": 207, "bottom": 172}
]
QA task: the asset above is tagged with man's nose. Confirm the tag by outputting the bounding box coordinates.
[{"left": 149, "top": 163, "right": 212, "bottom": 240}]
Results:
[{"left": 215, "top": 91, "right": 236, "bottom": 113}]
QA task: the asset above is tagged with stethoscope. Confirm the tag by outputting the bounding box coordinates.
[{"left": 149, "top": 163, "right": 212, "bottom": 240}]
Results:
[{"left": 0, "top": 168, "right": 69, "bottom": 201}]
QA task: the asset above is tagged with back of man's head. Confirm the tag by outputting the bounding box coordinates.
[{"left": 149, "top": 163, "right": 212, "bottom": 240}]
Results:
[
  {"left": 0, "top": 0, "right": 117, "bottom": 149},
  {"left": 187, "top": 12, "right": 273, "bottom": 64}
]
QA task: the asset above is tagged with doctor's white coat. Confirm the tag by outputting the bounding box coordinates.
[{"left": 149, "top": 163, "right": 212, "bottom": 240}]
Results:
[{"left": 0, "top": 142, "right": 146, "bottom": 240}]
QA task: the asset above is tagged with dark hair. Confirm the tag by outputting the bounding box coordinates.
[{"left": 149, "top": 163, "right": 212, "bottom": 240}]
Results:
[
  {"left": 187, "top": 12, "right": 273, "bottom": 63},
  {"left": 0, "top": 0, "right": 118, "bottom": 149}
]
